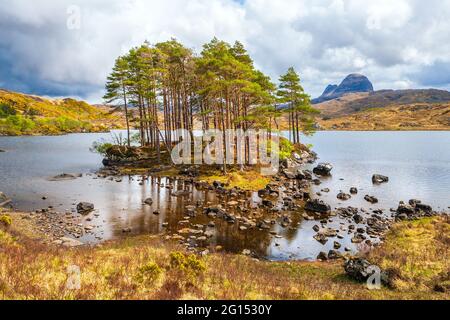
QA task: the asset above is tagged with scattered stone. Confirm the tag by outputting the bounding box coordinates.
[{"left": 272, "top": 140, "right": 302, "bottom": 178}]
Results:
[
  {"left": 76, "top": 202, "right": 94, "bottom": 215},
  {"left": 144, "top": 198, "right": 153, "bottom": 205},
  {"left": 305, "top": 199, "right": 331, "bottom": 214},
  {"left": 372, "top": 174, "right": 389, "bottom": 184},
  {"left": 364, "top": 195, "right": 378, "bottom": 204},
  {"left": 122, "top": 227, "right": 132, "bottom": 233},
  {"left": 353, "top": 214, "right": 364, "bottom": 224},
  {"left": 317, "top": 252, "right": 328, "bottom": 261},
  {"left": 333, "top": 241, "right": 341, "bottom": 249},
  {"left": 350, "top": 187, "right": 358, "bottom": 194},
  {"left": 337, "top": 192, "right": 351, "bottom": 201},
  {"left": 327, "top": 250, "right": 343, "bottom": 260}
]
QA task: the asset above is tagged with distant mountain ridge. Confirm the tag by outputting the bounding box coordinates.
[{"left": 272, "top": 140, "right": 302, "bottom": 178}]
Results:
[{"left": 313, "top": 74, "right": 374, "bottom": 104}]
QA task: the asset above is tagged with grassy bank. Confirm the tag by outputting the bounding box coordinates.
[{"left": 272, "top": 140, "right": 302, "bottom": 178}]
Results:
[
  {"left": 0, "top": 209, "right": 448, "bottom": 300},
  {"left": 0, "top": 89, "right": 124, "bottom": 135}
]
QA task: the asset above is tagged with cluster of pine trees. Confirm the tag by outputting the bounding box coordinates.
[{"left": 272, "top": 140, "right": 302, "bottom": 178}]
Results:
[{"left": 104, "top": 38, "right": 318, "bottom": 171}]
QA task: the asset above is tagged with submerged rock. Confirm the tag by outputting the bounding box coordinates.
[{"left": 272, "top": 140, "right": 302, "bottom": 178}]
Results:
[{"left": 50, "top": 173, "right": 78, "bottom": 181}]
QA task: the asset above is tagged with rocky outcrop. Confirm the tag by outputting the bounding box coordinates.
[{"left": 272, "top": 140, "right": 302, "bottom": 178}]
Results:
[{"left": 395, "top": 200, "right": 434, "bottom": 220}]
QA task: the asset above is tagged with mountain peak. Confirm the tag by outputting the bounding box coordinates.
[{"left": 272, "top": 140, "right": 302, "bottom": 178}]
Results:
[{"left": 313, "top": 74, "right": 374, "bottom": 104}]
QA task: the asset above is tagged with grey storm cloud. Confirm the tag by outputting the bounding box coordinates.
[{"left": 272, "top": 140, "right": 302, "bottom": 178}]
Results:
[{"left": 0, "top": 0, "right": 449, "bottom": 103}]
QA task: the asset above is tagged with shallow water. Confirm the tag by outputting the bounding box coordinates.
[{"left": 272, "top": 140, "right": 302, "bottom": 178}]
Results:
[{"left": 0, "top": 131, "right": 449, "bottom": 260}]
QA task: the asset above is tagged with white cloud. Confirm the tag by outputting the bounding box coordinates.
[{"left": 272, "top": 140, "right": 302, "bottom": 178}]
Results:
[{"left": 0, "top": 0, "right": 449, "bottom": 103}]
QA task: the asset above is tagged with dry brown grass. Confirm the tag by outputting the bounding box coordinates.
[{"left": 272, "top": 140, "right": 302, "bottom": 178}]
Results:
[
  {"left": 318, "top": 103, "right": 450, "bottom": 131},
  {"left": 0, "top": 213, "right": 449, "bottom": 300}
]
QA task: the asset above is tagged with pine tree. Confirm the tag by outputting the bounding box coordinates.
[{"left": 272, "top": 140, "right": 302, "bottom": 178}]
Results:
[
  {"left": 104, "top": 56, "right": 132, "bottom": 146},
  {"left": 277, "top": 67, "right": 318, "bottom": 144}
]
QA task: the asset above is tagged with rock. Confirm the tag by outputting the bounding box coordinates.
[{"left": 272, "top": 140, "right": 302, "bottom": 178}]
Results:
[
  {"left": 305, "top": 199, "right": 331, "bottom": 215},
  {"left": 364, "top": 195, "right": 378, "bottom": 204},
  {"left": 313, "top": 163, "right": 333, "bottom": 176},
  {"left": 396, "top": 202, "right": 415, "bottom": 215},
  {"left": 409, "top": 199, "right": 421, "bottom": 206},
  {"left": 313, "top": 225, "right": 320, "bottom": 232},
  {"left": 313, "top": 233, "right": 328, "bottom": 245},
  {"left": 0, "top": 149, "right": 5, "bottom": 152},
  {"left": 353, "top": 214, "right": 364, "bottom": 224},
  {"left": 59, "top": 237, "right": 84, "bottom": 247},
  {"left": 350, "top": 187, "right": 358, "bottom": 194},
  {"left": 262, "top": 199, "right": 275, "bottom": 208},
  {"left": 49, "top": 173, "right": 77, "bottom": 181},
  {"left": 239, "top": 226, "right": 247, "bottom": 231},
  {"left": 337, "top": 192, "right": 351, "bottom": 201},
  {"left": 76, "top": 202, "right": 94, "bottom": 215},
  {"left": 336, "top": 207, "right": 359, "bottom": 218},
  {"left": 333, "top": 241, "right": 341, "bottom": 249},
  {"left": 153, "top": 210, "right": 160, "bottom": 215},
  {"left": 344, "top": 258, "right": 387, "bottom": 284},
  {"left": 296, "top": 169, "right": 313, "bottom": 180},
  {"left": 242, "top": 249, "right": 251, "bottom": 255},
  {"left": 144, "top": 198, "right": 153, "bottom": 205},
  {"left": 319, "top": 227, "right": 338, "bottom": 237},
  {"left": 351, "top": 234, "right": 366, "bottom": 243},
  {"left": 415, "top": 203, "right": 433, "bottom": 214},
  {"left": 317, "top": 252, "right": 328, "bottom": 261},
  {"left": 372, "top": 174, "right": 389, "bottom": 184},
  {"left": 327, "top": 250, "right": 343, "bottom": 260}
]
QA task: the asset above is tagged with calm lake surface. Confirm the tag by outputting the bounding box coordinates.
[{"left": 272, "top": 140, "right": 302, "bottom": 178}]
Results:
[{"left": 0, "top": 131, "right": 449, "bottom": 260}]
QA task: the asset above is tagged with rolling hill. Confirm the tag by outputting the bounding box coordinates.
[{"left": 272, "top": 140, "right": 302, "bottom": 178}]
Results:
[{"left": 0, "top": 89, "right": 124, "bottom": 135}]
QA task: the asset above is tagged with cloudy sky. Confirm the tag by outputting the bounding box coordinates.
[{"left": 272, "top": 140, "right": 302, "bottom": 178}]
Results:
[{"left": 0, "top": 0, "right": 449, "bottom": 103}]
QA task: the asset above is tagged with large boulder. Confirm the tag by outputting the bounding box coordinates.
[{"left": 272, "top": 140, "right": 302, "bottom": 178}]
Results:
[
  {"left": 395, "top": 200, "right": 434, "bottom": 220},
  {"left": 344, "top": 258, "right": 385, "bottom": 283},
  {"left": 313, "top": 163, "right": 333, "bottom": 176},
  {"left": 305, "top": 199, "right": 331, "bottom": 215}
]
